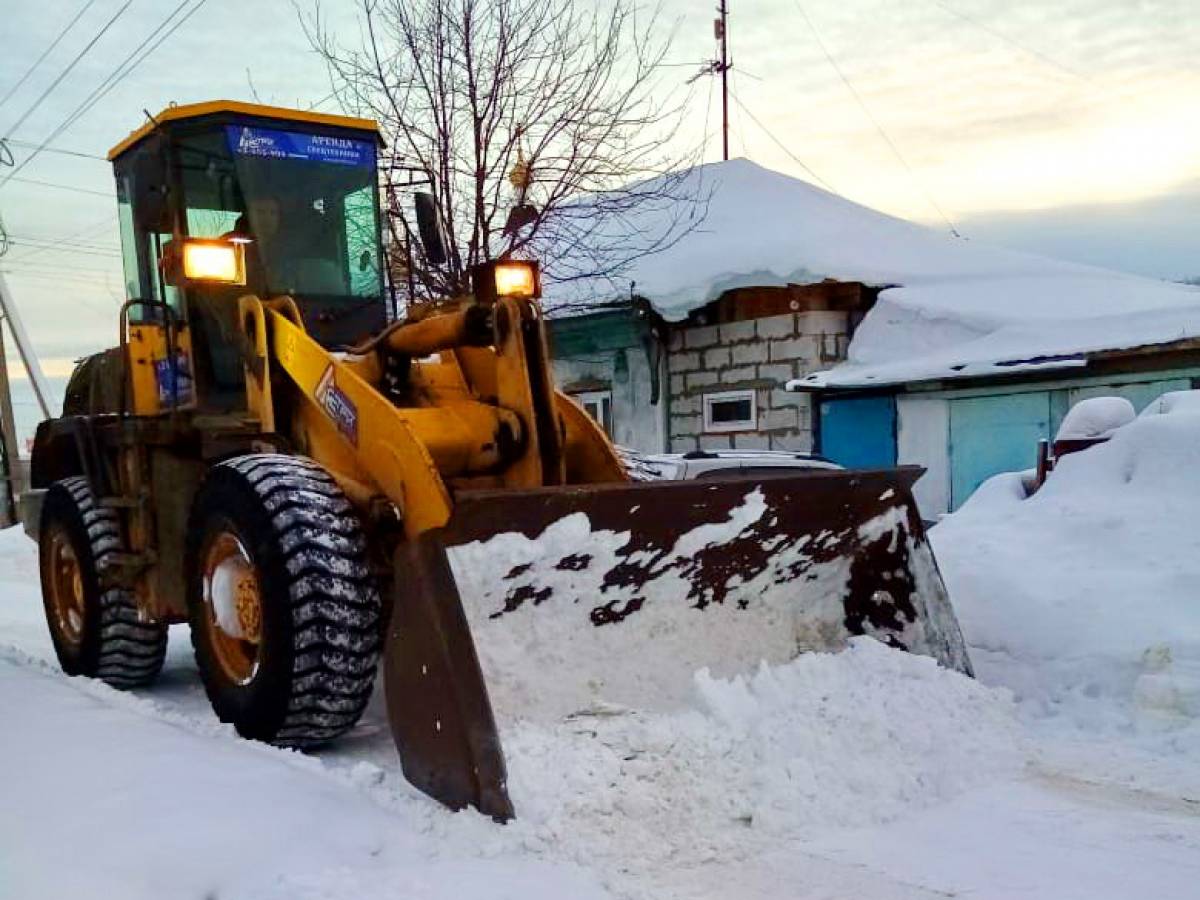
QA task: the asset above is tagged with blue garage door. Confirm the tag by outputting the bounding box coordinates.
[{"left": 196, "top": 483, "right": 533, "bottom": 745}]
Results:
[
  {"left": 949, "top": 392, "right": 1050, "bottom": 509},
  {"left": 819, "top": 396, "right": 896, "bottom": 469}
]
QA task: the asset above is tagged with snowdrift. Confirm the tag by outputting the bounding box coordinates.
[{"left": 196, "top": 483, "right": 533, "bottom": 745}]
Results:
[{"left": 932, "top": 397, "right": 1200, "bottom": 734}]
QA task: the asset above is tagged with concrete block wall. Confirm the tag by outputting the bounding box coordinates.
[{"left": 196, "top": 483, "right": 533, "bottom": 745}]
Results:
[{"left": 666, "top": 311, "right": 849, "bottom": 452}]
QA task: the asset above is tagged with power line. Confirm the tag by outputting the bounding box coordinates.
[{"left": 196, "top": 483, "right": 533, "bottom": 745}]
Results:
[
  {"left": 8, "top": 230, "right": 118, "bottom": 249},
  {"left": 3, "top": 176, "right": 113, "bottom": 198},
  {"left": 1, "top": 0, "right": 132, "bottom": 142},
  {"left": 0, "top": 0, "right": 102, "bottom": 111},
  {"left": 3, "top": 260, "right": 121, "bottom": 275},
  {"left": 3, "top": 138, "right": 106, "bottom": 161},
  {"left": 791, "top": 0, "right": 961, "bottom": 237},
  {"left": 0, "top": 214, "right": 118, "bottom": 265},
  {"left": 2, "top": 0, "right": 208, "bottom": 186},
  {"left": 57, "top": 0, "right": 201, "bottom": 134},
  {"left": 930, "top": 1, "right": 1088, "bottom": 82},
  {"left": 7, "top": 239, "right": 121, "bottom": 259},
  {"left": 726, "top": 85, "right": 838, "bottom": 194}
]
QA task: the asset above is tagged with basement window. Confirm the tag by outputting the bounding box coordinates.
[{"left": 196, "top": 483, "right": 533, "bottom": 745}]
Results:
[
  {"left": 703, "top": 390, "right": 757, "bottom": 433},
  {"left": 574, "top": 389, "right": 613, "bottom": 436}
]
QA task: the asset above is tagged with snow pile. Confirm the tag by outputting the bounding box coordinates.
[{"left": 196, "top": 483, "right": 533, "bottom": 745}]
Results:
[
  {"left": 1138, "top": 388, "right": 1200, "bottom": 417},
  {"left": 546, "top": 158, "right": 1200, "bottom": 387},
  {"left": 1054, "top": 395, "right": 1135, "bottom": 441},
  {"left": 458, "top": 638, "right": 1020, "bottom": 886},
  {"left": 932, "top": 399, "right": 1200, "bottom": 755}
]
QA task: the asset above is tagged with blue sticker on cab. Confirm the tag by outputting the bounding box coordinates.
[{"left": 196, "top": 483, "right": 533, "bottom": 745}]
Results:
[{"left": 226, "top": 126, "right": 374, "bottom": 167}]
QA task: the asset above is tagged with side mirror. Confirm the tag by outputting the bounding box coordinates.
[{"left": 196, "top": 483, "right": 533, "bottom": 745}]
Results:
[{"left": 413, "top": 191, "right": 447, "bottom": 266}]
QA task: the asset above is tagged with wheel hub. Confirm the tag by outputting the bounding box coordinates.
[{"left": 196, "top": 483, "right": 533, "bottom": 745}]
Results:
[
  {"left": 46, "top": 525, "right": 85, "bottom": 647},
  {"left": 202, "top": 531, "right": 263, "bottom": 685}
]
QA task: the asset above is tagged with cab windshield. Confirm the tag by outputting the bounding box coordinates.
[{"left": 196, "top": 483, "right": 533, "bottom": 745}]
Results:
[{"left": 178, "top": 124, "right": 384, "bottom": 301}]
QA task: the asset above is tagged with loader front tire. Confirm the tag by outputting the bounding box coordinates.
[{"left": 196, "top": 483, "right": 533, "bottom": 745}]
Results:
[
  {"left": 186, "top": 455, "right": 382, "bottom": 747},
  {"left": 39, "top": 477, "right": 167, "bottom": 688}
]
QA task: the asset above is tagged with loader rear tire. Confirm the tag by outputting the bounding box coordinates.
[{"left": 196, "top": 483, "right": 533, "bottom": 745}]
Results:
[
  {"left": 186, "top": 454, "right": 382, "bottom": 747},
  {"left": 39, "top": 477, "right": 167, "bottom": 688}
]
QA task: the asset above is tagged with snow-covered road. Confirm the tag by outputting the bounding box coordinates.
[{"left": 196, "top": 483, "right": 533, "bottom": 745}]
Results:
[{"left": 4, "top": 510, "right": 1199, "bottom": 899}]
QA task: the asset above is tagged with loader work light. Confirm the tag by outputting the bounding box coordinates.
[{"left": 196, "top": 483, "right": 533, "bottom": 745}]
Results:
[
  {"left": 179, "top": 239, "right": 245, "bottom": 285},
  {"left": 494, "top": 261, "right": 539, "bottom": 299},
  {"left": 472, "top": 259, "right": 541, "bottom": 305}
]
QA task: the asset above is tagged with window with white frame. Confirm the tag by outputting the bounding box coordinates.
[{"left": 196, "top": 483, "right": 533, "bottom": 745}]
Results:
[
  {"left": 703, "top": 389, "right": 757, "bottom": 433},
  {"left": 573, "top": 389, "right": 613, "bottom": 435}
]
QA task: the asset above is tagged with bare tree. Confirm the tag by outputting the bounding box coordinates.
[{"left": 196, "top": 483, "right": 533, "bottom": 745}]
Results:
[{"left": 298, "top": 0, "right": 705, "bottom": 307}]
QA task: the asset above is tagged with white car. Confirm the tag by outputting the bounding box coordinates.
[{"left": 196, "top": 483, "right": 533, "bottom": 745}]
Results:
[{"left": 618, "top": 447, "right": 843, "bottom": 482}]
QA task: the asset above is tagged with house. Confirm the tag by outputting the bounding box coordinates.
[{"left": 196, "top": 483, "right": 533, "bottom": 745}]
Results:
[
  {"left": 545, "top": 158, "right": 888, "bottom": 453},
  {"left": 794, "top": 320, "right": 1200, "bottom": 517},
  {"left": 544, "top": 158, "right": 1200, "bottom": 509},
  {"left": 547, "top": 280, "right": 875, "bottom": 453}
]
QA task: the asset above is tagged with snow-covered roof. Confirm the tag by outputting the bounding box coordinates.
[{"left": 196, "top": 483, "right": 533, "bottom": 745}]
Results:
[{"left": 547, "top": 158, "right": 1200, "bottom": 388}]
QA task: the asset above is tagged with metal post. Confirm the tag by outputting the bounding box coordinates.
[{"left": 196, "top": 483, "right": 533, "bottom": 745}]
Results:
[
  {"left": 0, "top": 271, "right": 54, "bottom": 418},
  {"left": 0, "top": 317, "right": 21, "bottom": 525}
]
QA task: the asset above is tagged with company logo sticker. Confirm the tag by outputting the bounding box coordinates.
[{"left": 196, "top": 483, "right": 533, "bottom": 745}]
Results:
[
  {"left": 154, "top": 351, "right": 193, "bottom": 407},
  {"left": 315, "top": 364, "right": 359, "bottom": 445}
]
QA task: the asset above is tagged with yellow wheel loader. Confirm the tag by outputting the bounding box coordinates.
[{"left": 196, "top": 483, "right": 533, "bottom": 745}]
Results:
[{"left": 21, "top": 101, "right": 970, "bottom": 821}]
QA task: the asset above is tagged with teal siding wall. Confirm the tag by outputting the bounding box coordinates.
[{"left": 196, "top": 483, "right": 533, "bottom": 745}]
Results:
[{"left": 945, "top": 374, "right": 1196, "bottom": 509}]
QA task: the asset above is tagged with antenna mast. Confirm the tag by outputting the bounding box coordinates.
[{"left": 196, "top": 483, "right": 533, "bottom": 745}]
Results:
[{"left": 716, "top": 0, "right": 730, "bottom": 160}]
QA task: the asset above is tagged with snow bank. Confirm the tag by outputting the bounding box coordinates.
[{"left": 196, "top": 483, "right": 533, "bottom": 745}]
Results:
[
  {"left": 1138, "top": 388, "right": 1200, "bottom": 418},
  {"left": 932, "top": 400, "right": 1200, "bottom": 756},
  {"left": 414, "top": 638, "right": 1019, "bottom": 892},
  {"left": 0, "top": 650, "right": 612, "bottom": 900}
]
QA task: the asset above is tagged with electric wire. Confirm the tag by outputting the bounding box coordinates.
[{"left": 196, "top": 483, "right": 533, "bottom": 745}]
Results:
[
  {"left": 1, "top": 0, "right": 132, "bottom": 142},
  {"left": 3, "top": 176, "right": 113, "bottom": 198},
  {"left": 3, "top": 139, "right": 106, "bottom": 162},
  {"left": 791, "top": 0, "right": 961, "bottom": 237},
  {"left": 57, "top": 0, "right": 203, "bottom": 134},
  {"left": 0, "top": 214, "right": 118, "bottom": 266},
  {"left": 726, "top": 85, "right": 838, "bottom": 194},
  {"left": 1, "top": 0, "right": 208, "bottom": 187},
  {"left": 930, "top": 1, "right": 1088, "bottom": 82},
  {"left": 0, "top": 0, "right": 103, "bottom": 111},
  {"left": 6, "top": 239, "right": 121, "bottom": 259},
  {"left": 7, "top": 230, "right": 118, "bottom": 250}
]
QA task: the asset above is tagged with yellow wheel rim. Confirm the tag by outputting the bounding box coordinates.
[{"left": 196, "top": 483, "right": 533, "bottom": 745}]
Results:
[
  {"left": 46, "top": 525, "right": 85, "bottom": 647},
  {"left": 202, "top": 530, "right": 263, "bottom": 686}
]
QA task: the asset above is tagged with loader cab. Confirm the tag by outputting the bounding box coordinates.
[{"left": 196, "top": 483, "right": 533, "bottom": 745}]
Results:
[{"left": 108, "top": 101, "right": 386, "bottom": 415}]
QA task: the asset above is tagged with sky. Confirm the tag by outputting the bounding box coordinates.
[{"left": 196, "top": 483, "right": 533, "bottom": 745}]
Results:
[{"left": 0, "top": 0, "right": 1196, "bottom": 377}]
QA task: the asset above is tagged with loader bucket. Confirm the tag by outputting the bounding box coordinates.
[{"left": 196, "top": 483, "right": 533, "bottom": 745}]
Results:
[{"left": 385, "top": 466, "right": 970, "bottom": 819}]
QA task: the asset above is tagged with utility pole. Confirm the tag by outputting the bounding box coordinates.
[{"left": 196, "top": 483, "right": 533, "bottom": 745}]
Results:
[
  {"left": 715, "top": 0, "right": 731, "bottom": 161},
  {"left": 687, "top": 1, "right": 733, "bottom": 161}
]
